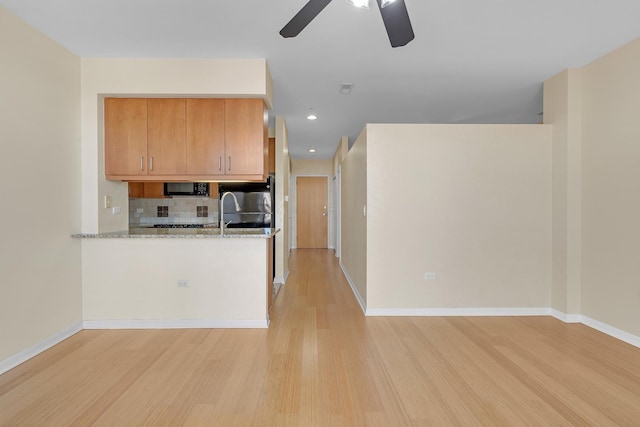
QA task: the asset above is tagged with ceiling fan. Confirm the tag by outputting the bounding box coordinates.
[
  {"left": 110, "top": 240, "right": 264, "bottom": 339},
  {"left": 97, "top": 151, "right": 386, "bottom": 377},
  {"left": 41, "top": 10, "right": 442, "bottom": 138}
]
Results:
[{"left": 280, "top": 0, "right": 415, "bottom": 48}]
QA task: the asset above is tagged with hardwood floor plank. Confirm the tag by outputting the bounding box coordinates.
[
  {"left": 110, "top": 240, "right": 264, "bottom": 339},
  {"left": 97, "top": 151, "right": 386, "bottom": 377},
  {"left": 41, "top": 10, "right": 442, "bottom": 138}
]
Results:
[{"left": 2, "top": 249, "right": 640, "bottom": 426}]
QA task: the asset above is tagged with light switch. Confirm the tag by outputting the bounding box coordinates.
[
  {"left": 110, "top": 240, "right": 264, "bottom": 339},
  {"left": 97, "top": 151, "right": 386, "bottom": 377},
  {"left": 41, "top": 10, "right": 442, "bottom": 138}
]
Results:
[
  {"left": 104, "top": 195, "right": 112, "bottom": 209},
  {"left": 112, "top": 207, "right": 121, "bottom": 214}
]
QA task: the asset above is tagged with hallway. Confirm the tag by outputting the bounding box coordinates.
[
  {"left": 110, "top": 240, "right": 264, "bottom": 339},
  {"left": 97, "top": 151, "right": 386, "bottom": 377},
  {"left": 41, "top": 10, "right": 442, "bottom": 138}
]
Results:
[{"left": 1, "top": 250, "right": 640, "bottom": 426}]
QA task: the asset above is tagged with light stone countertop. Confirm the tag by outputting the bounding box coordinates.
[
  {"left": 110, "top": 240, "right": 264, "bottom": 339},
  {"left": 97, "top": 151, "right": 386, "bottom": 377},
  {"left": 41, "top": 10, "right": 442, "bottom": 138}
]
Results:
[{"left": 72, "top": 228, "right": 280, "bottom": 239}]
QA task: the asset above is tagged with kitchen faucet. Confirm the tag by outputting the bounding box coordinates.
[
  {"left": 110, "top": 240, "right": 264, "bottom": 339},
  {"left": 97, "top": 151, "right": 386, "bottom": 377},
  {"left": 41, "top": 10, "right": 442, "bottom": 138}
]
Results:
[{"left": 220, "top": 191, "right": 241, "bottom": 235}]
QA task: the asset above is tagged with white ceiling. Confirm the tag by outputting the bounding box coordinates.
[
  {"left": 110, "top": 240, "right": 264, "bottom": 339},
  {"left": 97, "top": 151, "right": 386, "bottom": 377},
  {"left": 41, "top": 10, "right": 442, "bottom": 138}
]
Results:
[{"left": 2, "top": 0, "right": 640, "bottom": 159}]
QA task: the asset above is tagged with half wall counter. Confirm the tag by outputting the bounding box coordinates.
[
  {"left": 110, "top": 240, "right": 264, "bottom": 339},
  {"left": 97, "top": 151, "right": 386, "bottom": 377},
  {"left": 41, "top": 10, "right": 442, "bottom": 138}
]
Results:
[{"left": 73, "top": 228, "right": 278, "bottom": 328}]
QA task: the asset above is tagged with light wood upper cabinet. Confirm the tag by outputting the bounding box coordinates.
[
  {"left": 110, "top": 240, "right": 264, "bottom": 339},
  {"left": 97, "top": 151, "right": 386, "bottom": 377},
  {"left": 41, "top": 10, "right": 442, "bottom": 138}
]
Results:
[
  {"left": 105, "top": 97, "right": 267, "bottom": 181},
  {"left": 224, "top": 99, "right": 267, "bottom": 176},
  {"left": 209, "top": 182, "right": 219, "bottom": 199},
  {"left": 147, "top": 99, "right": 187, "bottom": 175},
  {"left": 105, "top": 98, "right": 148, "bottom": 176},
  {"left": 128, "top": 182, "right": 144, "bottom": 198},
  {"left": 128, "top": 182, "right": 165, "bottom": 198},
  {"left": 186, "top": 99, "right": 225, "bottom": 175},
  {"left": 142, "top": 182, "right": 165, "bottom": 198}
]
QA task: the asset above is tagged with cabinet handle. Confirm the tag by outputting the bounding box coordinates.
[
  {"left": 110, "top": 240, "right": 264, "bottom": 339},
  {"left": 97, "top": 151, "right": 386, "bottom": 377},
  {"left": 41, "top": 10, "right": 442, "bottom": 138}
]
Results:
[
  {"left": 227, "top": 156, "right": 231, "bottom": 172},
  {"left": 218, "top": 157, "right": 222, "bottom": 172},
  {"left": 140, "top": 157, "right": 144, "bottom": 171},
  {"left": 150, "top": 157, "right": 154, "bottom": 171}
]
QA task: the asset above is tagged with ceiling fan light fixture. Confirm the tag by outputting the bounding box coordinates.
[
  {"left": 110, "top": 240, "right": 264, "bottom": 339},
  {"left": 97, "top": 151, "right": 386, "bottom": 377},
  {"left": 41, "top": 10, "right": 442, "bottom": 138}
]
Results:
[
  {"left": 281, "top": 0, "right": 414, "bottom": 47},
  {"left": 346, "top": 0, "right": 369, "bottom": 9}
]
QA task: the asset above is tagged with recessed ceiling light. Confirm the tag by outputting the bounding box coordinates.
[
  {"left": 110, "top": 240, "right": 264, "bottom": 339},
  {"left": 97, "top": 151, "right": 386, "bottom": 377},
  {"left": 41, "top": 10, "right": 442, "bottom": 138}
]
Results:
[
  {"left": 308, "top": 148, "right": 317, "bottom": 153},
  {"left": 307, "top": 107, "right": 318, "bottom": 120}
]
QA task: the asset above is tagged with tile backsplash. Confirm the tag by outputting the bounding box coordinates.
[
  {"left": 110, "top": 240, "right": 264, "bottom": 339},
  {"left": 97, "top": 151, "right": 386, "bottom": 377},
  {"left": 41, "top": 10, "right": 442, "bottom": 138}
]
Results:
[
  {"left": 156, "top": 206, "right": 169, "bottom": 217},
  {"left": 129, "top": 197, "right": 219, "bottom": 227}
]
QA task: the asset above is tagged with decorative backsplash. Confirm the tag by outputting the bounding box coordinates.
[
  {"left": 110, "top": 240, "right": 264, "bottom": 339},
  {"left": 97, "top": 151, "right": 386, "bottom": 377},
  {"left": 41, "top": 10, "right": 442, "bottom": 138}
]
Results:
[{"left": 129, "top": 197, "right": 219, "bottom": 227}]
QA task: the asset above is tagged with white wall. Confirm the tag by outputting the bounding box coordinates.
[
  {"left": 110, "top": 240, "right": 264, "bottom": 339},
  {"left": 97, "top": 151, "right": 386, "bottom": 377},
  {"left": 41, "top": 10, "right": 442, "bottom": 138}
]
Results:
[
  {"left": 339, "top": 124, "right": 552, "bottom": 312},
  {"left": 80, "top": 58, "right": 273, "bottom": 234},
  {"left": 543, "top": 37, "right": 640, "bottom": 339},
  {"left": 579, "top": 38, "right": 640, "bottom": 336},
  {"left": 82, "top": 238, "right": 270, "bottom": 326},
  {"left": 0, "top": 7, "right": 82, "bottom": 365},
  {"left": 290, "top": 159, "right": 334, "bottom": 249},
  {"left": 340, "top": 130, "right": 368, "bottom": 308},
  {"left": 274, "top": 117, "right": 291, "bottom": 284},
  {"left": 366, "top": 124, "right": 552, "bottom": 310},
  {"left": 333, "top": 137, "right": 349, "bottom": 259},
  {"left": 333, "top": 137, "right": 349, "bottom": 177},
  {"left": 544, "top": 69, "right": 583, "bottom": 316}
]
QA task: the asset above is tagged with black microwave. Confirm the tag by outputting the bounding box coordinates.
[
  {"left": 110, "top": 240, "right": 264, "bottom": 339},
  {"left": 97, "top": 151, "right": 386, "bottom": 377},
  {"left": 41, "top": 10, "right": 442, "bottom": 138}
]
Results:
[{"left": 163, "top": 182, "right": 209, "bottom": 197}]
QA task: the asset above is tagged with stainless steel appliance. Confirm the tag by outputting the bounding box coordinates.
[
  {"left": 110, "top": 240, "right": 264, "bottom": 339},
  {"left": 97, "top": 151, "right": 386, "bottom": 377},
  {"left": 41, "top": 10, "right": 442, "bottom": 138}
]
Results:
[
  {"left": 218, "top": 176, "right": 274, "bottom": 228},
  {"left": 164, "top": 182, "right": 209, "bottom": 197}
]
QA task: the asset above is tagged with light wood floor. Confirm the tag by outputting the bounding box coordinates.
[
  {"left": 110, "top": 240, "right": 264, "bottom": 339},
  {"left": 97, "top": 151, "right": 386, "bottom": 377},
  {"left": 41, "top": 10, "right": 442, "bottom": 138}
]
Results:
[{"left": 2, "top": 250, "right": 640, "bottom": 426}]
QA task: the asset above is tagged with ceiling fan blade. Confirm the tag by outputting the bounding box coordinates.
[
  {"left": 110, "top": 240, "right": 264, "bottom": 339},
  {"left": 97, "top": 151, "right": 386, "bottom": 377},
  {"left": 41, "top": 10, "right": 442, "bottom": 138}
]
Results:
[
  {"left": 375, "top": 0, "right": 415, "bottom": 47},
  {"left": 280, "top": 0, "right": 333, "bottom": 38}
]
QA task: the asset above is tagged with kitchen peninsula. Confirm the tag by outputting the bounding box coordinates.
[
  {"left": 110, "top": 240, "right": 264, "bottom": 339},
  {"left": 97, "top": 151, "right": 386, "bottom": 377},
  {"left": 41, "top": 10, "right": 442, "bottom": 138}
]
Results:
[
  {"left": 74, "top": 58, "right": 280, "bottom": 330},
  {"left": 74, "top": 228, "right": 278, "bottom": 329}
]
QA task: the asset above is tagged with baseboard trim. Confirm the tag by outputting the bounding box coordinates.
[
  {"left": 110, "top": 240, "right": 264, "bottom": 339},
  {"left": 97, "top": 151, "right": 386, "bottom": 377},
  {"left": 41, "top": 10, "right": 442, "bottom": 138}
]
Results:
[
  {"left": 0, "top": 321, "right": 83, "bottom": 375},
  {"left": 365, "top": 307, "right": 552, "bottom": 317},
  {"left": 364, "top": 307, "right": 640, "bottom": 349},
  {"left": 83, "top": 319, "right": 269, "bottom": 329},
  {"left": 274, "top": 281, "right": 284, "bottom": 297},
  {"left": 3, "top": 313, "right": 639, "bottom": 377},
  {"left": 580, "top": 315, "right": 640, "bottom": 349},
  {"left": 274, "top": 269, "right": 289, "bottom": 285},
  {"left": 339, "top": 262, "right": 366, "bottom": 315},
  {"left": 550, "top": 309, "right": 582, "bottom": 323}
]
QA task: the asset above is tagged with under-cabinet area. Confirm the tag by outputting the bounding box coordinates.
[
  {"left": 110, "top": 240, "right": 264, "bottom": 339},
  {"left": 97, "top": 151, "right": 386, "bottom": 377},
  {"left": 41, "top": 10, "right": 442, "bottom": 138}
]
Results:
[{"left": 104, "top": 97, "right": 268, "bottom": 182}]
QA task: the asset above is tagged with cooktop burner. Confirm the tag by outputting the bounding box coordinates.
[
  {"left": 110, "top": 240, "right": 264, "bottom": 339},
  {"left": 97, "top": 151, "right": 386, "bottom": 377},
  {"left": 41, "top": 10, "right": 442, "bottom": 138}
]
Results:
[
  {"left": 153, "top": 224, "right": 205, "bottom": 229},
  {"left": 225, "top": 222, "right": 266, "bottom": 228}
]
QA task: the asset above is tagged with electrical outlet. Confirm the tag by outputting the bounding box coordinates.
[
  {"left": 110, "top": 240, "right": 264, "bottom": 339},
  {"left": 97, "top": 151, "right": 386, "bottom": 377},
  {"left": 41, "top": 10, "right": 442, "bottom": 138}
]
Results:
[
  {"left": 424, "top": 272, "right": 436, "bottom": 280},
  {"left": 112, "top": 207, "right": 121, "bottom": 214},
  {"left": 177, "top": 279, "right": 189, "bottom": 288}
]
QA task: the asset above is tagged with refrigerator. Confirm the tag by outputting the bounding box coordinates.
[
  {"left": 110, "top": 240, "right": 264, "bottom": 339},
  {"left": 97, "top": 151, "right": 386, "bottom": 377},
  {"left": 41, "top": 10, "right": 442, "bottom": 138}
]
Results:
[{"left": 218, "top": 175, "right": 274, "bottom": 228}]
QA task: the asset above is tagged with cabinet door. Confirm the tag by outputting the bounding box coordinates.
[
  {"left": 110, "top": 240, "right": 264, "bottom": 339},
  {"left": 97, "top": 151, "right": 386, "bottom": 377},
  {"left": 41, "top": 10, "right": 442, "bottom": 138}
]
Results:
[
  {"left": 147, "top": 99, "right": 187, "bottom": 176},
  {"left": 143, "top": 182, "right": 165, "bottom": 198},
  {"left": 186, "top": 99, "right": 225, "bottom": 175},
  {"left": 105, "top": 98, "right": 148, "bottom": 177},
  {"left": 209, "top": 182, "right": 219, "bottom": 199},
  {"left": 128, "top": 182, "right": 144, "bottom": 198},
  {"left": 128, "top": 182, "right": 164, "bottom": 198},
  {"left": 224, "top": 99, "right": 267, "bottom": 176}
]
